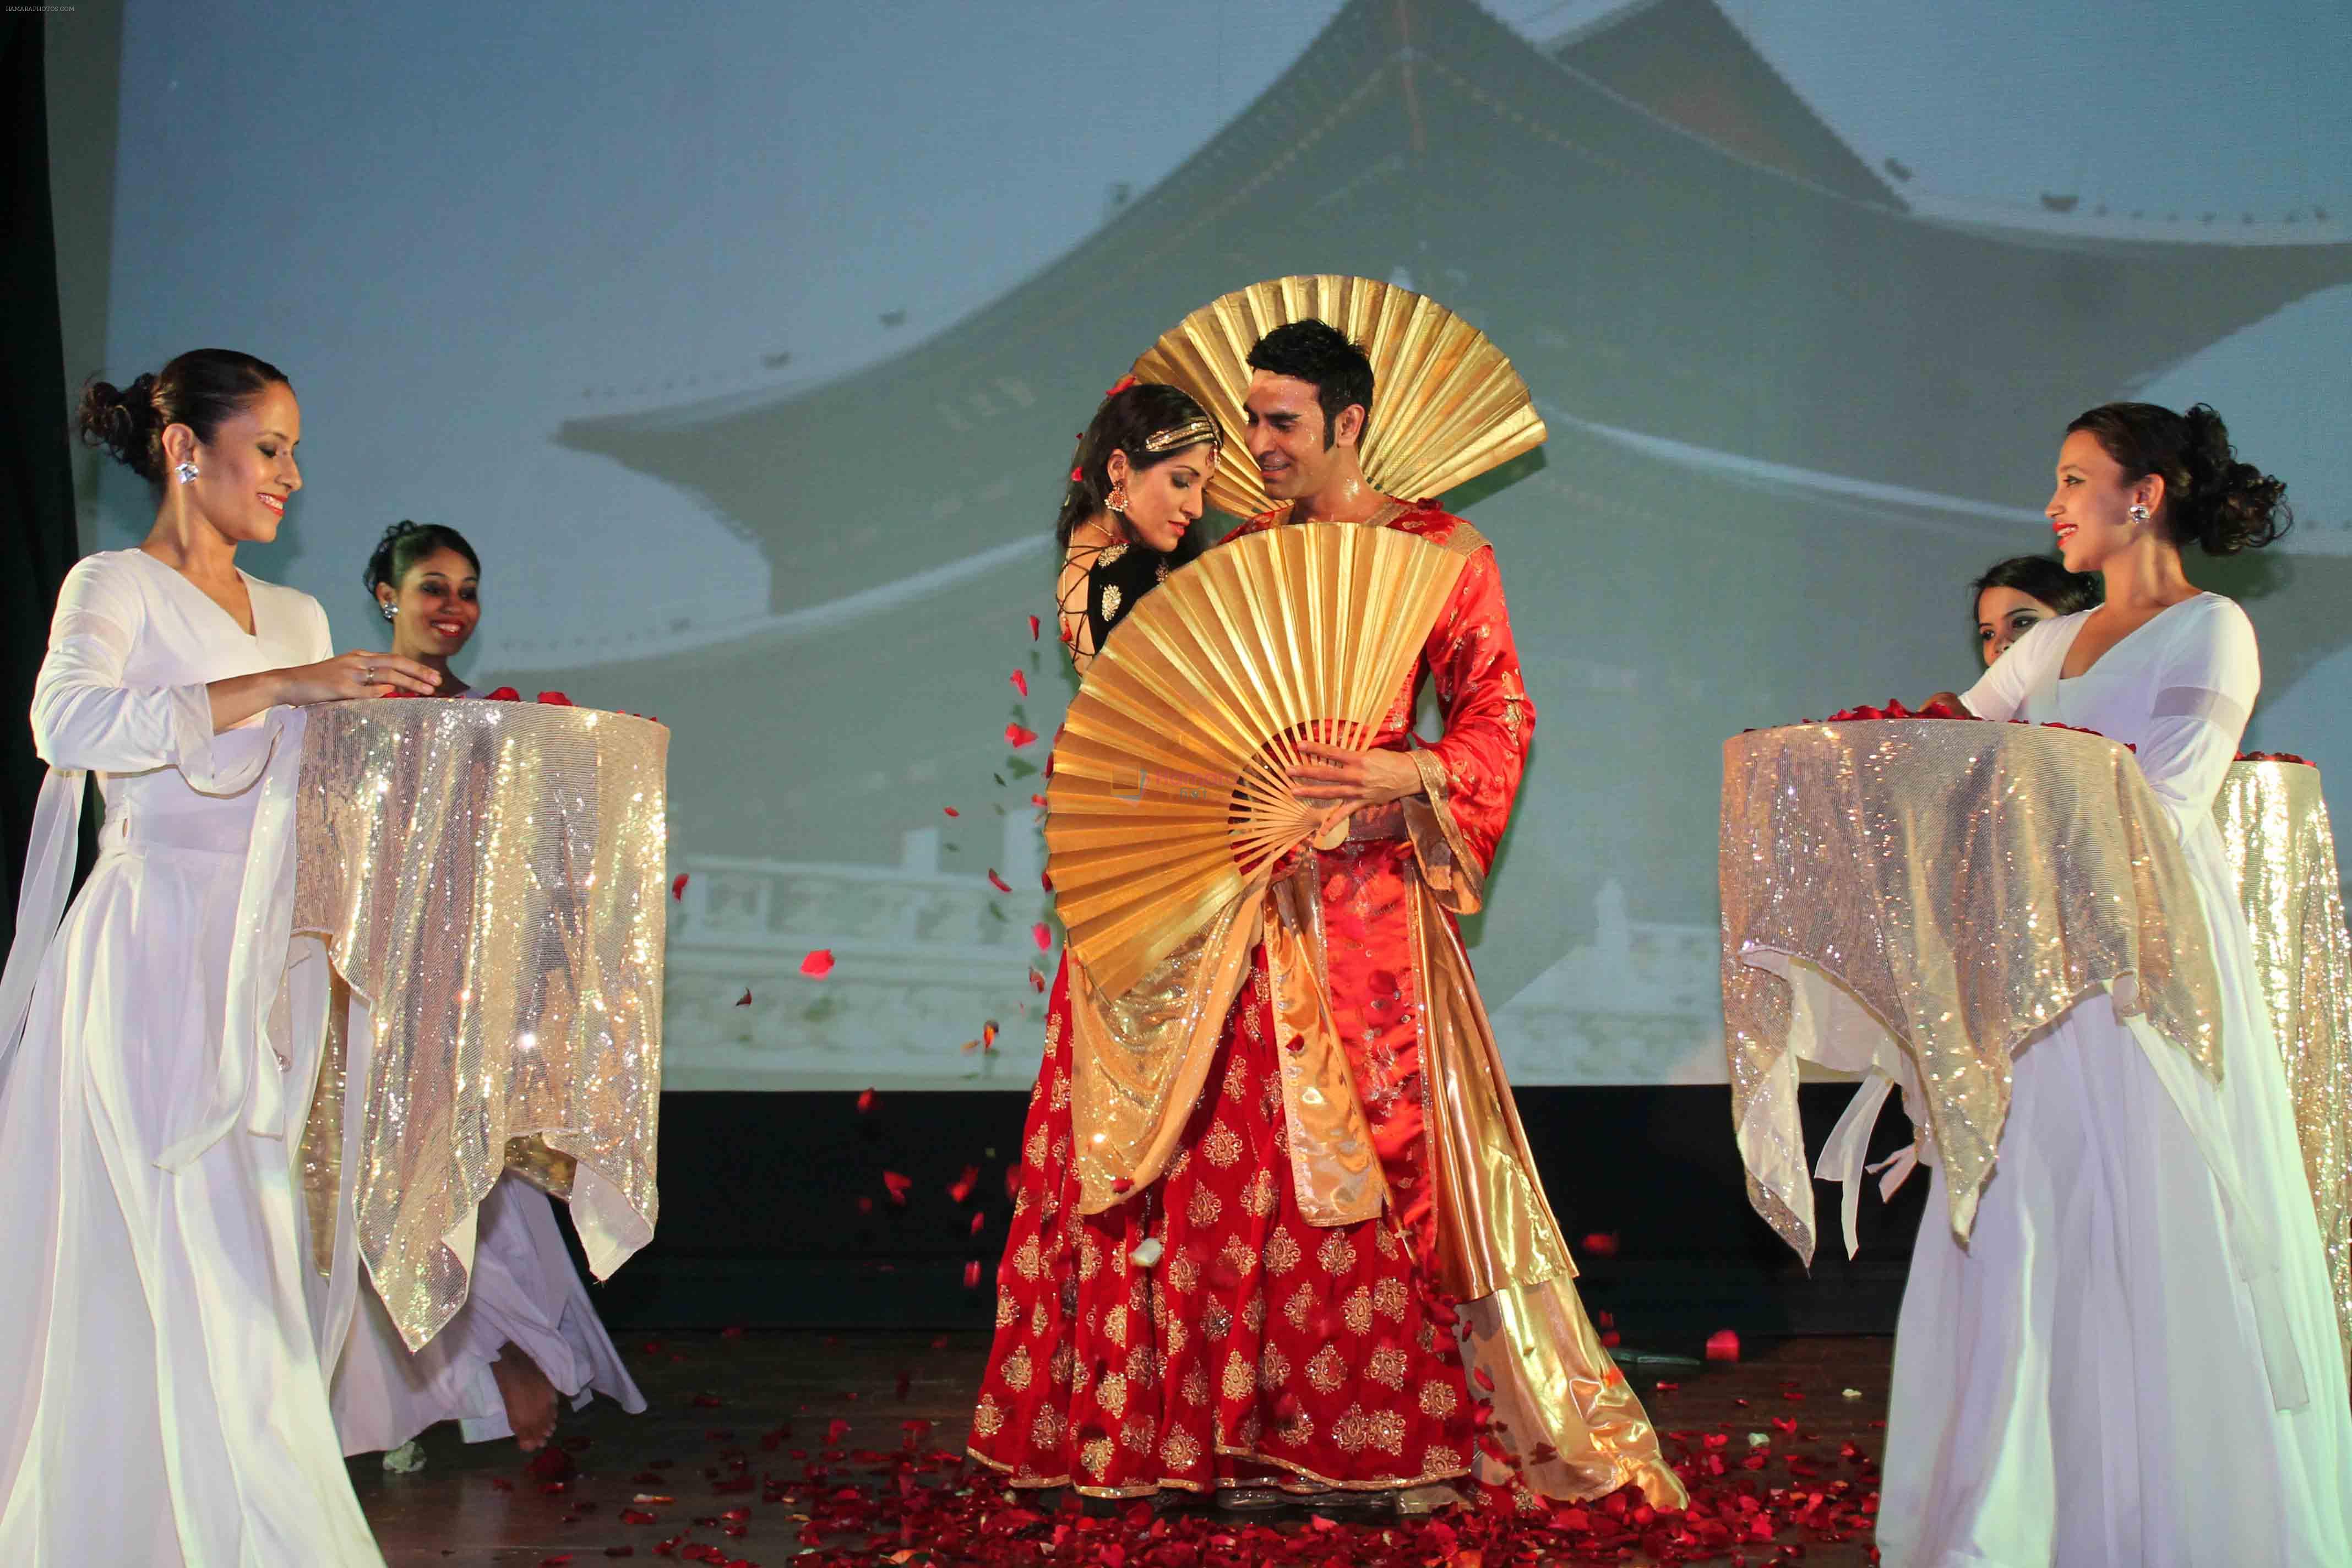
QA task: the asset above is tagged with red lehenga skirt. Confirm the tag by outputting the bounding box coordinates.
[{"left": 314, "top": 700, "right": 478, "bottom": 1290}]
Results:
[{"left": 967, "top": 941, "right": 1477, "bottom": 1497}]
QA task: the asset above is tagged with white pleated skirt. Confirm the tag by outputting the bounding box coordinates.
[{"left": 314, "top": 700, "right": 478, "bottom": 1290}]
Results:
[
  {"left": 1878, "top": 979, "right": 2352, "bottom": 1567},
  {"left": 0, "top": 839, "right": 382, "bottom": 1566}
]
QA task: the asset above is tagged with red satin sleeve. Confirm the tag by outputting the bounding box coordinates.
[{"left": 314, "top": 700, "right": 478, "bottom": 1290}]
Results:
[{"left": 1417, "top": 546, "right": 1534, "bottom": 872}]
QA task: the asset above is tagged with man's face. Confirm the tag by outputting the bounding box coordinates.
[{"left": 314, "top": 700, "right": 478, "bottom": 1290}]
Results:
[{"left": 1243, "top": 370, "right": 1349, "bottom": 501}]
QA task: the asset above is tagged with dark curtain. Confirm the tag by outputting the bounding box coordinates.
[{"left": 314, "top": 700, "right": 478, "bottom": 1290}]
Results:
[{"left": 2, "top": 15, "right": 89, "bottom": 955}]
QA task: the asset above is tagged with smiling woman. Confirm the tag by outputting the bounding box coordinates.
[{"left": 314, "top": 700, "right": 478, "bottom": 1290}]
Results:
[{"left": 0, "top": 348, "right": 438, "bottom": 1565}]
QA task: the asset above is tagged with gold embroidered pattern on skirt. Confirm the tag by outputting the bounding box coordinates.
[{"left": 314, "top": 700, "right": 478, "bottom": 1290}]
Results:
[
  {"left": 1162, "top": 1427, "right": 1202, "bottom": 1468},
  {"left": 1167, "top": 1253, "right": 1200, "bottom": 1294},
  {"left": 973, "top": 1397, "right": 1004, "bottom": 1438},
  {"left": 1050, "top": 1344, "right": 1075, "bottom": 1387},
  {"left": 1375, "top": 1278, "right": 1411, "bottom": 1321},
  {"left": 1014, "top": 1235, "right": 1043, "bottom": 1281},
  {"left": 1243, "top": 1169, "right": 1280, "bottom": 1217},
  {"left": 1317, "top": 1232, "right": 1358, "bottom": 1274},
  {"left": 1284, "top": 1284, "right": 1316, "bottom": 1329},
  {"left": 1264, "top": 1227, "right": 1303, "bottom": 1275},
  {"left": 1308, "top": 1345, "right": 1349, "bottom": 1393},
  {"left": 1182, "top": 1366, "right": 1211, "bottom": 1406},
  {"left": 1342, "top": 1285, "right": 1375, "bottom": 1336},
  {"left": 1081, "top": 1436, "right": 1114, "bottom": 1477},
  {"left": 1240, "top": 1292, "right": 1268, "bottom": 1333},
  {"left": 1369, "top": 1347, "right": 1409, "bottom": 1387},
  {"left": 1419, "top": 1380, "right": 1458, "bottom": 1417},
  {"left": 1221, "top": 1352, "right": 1254, "bottom": 1401},
  {"left": 1203, "top": 1122, "right": 1244, "bottom": 1168},
  {"left": 1098, "top": 1371, "right": 1130, "bottom": 1418},
  {"left": 1188, "top": 1187, "right": 1223, "bottom": 1227},
  {"left": 1258, "top": 1344, "right": 1291, "bottom": 1392},
  {"left": 1002, "top": 1346, "right": 1033, "bottom": 1392}
]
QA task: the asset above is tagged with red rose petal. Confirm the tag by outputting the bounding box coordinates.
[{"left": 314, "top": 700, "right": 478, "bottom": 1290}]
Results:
[
  {"left": 1027, "top": 968, "right": 1045, "bottom": 993},
  {"left": 1581, "top": 1232, "right": 1619, "bottom": 1258},
  {"left": 485, "top": 686, "right": 521, "bottom": 701},
  {"left": 734, "top": 988, "right": 753, "bottom": 1007},
  {"left": 799, "top": 949, "right": 835, "bottom": 978},
  {"left": 1706, "top": 1329, "right": 1742, "bottom": 1363},
  {"left": 1009, "top": 669, "right": 1028, "bottom": 697},
  {"left": 1005, "top": 723, "right": 1038, "bottom": 748},
  {"left": 1031, "top": 923, "right": 1051, "bottom": 952},
  {"left": 986, "top": 868, "right": 1011, "bottom": 892},
  {"left": 856, "top": 1087, "right": 877, "bottom": 1114},
  {"left": 671, "top": 872, "right": 689, "bottom": 900},
  {"left": 1028, "top": 613, "right": 1041, "bottom": 639},
  {"left": 882, "top": 1171, "right": 912, "bottom": 1205},
  {"left": 537, "top": 691, "right": 573, "bottom": 706},
  {"left": 969, "top": 1211, "right": 986, "bottom": 1235},
  {"left": 963, "top": 1258, "right": 983, "bottom": 1289},
  {"left": 943, "top": 805, "right": 960, "bottom": 817},
  {"left": 948, "top": 1164, "right": 979, "bottom": 1204}
]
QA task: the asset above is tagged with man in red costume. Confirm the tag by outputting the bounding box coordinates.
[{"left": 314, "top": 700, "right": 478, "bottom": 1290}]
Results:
[{"left": 970, "top": 318, "right": 1679, "bottom": 1515}]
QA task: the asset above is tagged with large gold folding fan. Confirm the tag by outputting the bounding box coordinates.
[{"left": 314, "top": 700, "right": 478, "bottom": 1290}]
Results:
[
  {"left": 1047, "top": 524, "right": 1466, "bottom": 998},
  {"left": 1131, "top": 274, "right": 1548, "bottom": 521}
]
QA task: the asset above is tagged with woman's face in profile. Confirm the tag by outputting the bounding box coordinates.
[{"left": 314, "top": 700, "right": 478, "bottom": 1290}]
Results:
[{"left": 1976, "top": 585, "right": 2057, "bottom": 667}]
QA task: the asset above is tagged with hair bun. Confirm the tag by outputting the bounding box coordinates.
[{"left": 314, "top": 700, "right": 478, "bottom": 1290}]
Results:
[
  {"left": 2179, "top": 402, "right": 2290, "bottom": 556},
  {"left": 75, "top": 373, "right": 167, "bottom": 482}
]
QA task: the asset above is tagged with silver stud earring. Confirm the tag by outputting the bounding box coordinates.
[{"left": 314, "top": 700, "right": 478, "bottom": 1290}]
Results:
[
  {"left": 382, "top": 603, "right": 397, "bottom": 621},
  {"left": 2128, "top": 503, "right": 2150, "bottom": 522},
  {"left": 175, "top": 461, "right": 199, "bottom": 484}
]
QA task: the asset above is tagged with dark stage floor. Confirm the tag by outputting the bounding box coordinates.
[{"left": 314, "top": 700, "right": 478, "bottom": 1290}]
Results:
[{"left": 358, "top": 1330, "right": 1892, "bottom": 1566}]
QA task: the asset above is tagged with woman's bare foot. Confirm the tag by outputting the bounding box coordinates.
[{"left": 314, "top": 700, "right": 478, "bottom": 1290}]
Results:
[{"left": 490, "top": 1342, "right": 560, "bottom": 1452}]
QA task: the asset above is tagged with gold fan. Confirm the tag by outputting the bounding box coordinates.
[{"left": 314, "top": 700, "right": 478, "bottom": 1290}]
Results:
[
  {"left": 1131, "top": 275, "right": 1548, "bottom": 522},
  {"left": 1047, "top": 524, "right": 1467, "bottom": 998}
]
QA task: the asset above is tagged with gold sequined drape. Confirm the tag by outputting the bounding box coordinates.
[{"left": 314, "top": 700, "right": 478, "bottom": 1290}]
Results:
[
  {"left": 2214, "top": 760, "right": 2352, "bottom": 1374},
  {"left": 292, "top": 701, "right": 667, "bottom": 1349},
  {"left": 1720, "top": 721, "right": 2222, "bottom": 1264}
]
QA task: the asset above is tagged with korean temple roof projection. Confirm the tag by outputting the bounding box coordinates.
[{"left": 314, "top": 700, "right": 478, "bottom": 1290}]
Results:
[{"left": 548, "top": 0, "right": 2352, "bottom": 970}]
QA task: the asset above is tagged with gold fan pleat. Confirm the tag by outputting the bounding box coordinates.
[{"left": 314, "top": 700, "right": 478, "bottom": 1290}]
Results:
[
  {"left": 1048, "top": 524, "right": 1466, "bottom": 998},
  {"left": 1133, "top": 275, "right": 1548, "bottom": 522}
]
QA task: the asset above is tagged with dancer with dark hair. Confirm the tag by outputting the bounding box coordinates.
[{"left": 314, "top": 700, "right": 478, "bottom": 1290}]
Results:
[
  {"left": 313, "top": 523, "right": 645, "bottom": 1466},
  {"left": 1888, "top": 404, "right": 2352, "bottom": 1565},
  {"left": 1052, "top": 380, "right": 1219, "bottom": 671},
  {"left": 972, "top": 316, "right": 1679, "bottom": 1515},
  {"left": 1, "top": 351, "right": 434, "bottom": 1564},
  {"left": 1969, "top": 554, "right": 2101, "bottom": 668}
]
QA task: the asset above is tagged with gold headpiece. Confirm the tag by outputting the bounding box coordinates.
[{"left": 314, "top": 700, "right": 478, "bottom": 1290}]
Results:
[
  {"left": 1141, "top": 417, "right": 1219, "bottom": 455},
  {"left": 1133, "top": 275, "right": 1547, "bottom": 520}
]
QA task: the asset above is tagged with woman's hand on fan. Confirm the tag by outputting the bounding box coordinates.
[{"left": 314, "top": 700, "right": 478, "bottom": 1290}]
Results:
[{"left": 1288, "top": 742, "right": 1422, "bottom": 809}]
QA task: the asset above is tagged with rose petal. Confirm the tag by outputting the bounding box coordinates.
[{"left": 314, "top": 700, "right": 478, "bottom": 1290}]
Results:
[
  {"left": 1010, "top": 669, "right": 1029, "bottom": 697},
  {"left": 986, "top": 869, "right": 1011, "bottom": 892},
  {"left": 882, "top": 1170, "right": 912, "bottom": 1205},
  {"left": 962, "top": 1259, "right": 982, "bottom": 1289},
  {"left": 1580, "top": 1232, "right": 1619, "bottom": 1259},
  {"left": 948, "top": 1164, "right": 979, "bottom": 1204},
  {"left": 1031, "top": 923, "right": 1052, "bottom": 952},
  {"left": 943, "top": 805, "right": 960, "bottom": 817},
  {"left": 485, "top": 687, "right": 521, "bottom": 701},
  {"left": 1027, "top": 968, "right": 1044, "bottom": 993},
  {"left": 1027, "top": 614, "right": 1041, "bottom": 640},
  {"left": 1706, "top": 1329, "right": 1742, "bottom": 1363},
  {"left": 856, "top": 1087, "right": 877, "bottom": 1114},
  {"left": 799, "top": 949, "right": 835, "bottom": 978},
  {"left": 671, "top": 872, "right": 689, "bottom": 901},
  {"left": 734, "top": 988, "right": 753, "bottom": 1007},
  {"left": 1005, "top": 722, "right": 1038, "bottom": 748},
  {"left": 536, "top": 691, "right": 574, "bottom": 706}
]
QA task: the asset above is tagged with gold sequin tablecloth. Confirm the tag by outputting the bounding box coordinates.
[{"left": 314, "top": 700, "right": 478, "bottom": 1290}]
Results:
[
  {"left": 1721, "top": 720, "right": 2220, "bottom": 1266},
  {"left": 294, "top": 699, "right": 667, "bottom": 1349},
  {"left": 2215, "top": 759, "right": 2352, "bottom": 1371}
]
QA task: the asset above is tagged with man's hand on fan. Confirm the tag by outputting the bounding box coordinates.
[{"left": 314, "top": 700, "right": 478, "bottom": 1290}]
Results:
[{"left": 1289, "top": 742, "right": 1422, "bottom": 809}]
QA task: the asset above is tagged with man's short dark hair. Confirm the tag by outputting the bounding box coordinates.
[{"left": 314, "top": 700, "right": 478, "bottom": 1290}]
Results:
[{"left": 1247, "top": 319, "right": 1374, "bottom": 449}]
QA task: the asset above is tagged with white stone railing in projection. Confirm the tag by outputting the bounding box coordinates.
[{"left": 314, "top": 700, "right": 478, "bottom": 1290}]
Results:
[{"left": 662, "top": 816, "right": 1050, "bottom": 1088}]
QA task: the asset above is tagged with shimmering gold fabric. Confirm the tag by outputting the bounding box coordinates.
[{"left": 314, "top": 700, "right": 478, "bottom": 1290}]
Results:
[
  {"left": 1264, "top": 869, "right": 1389, "bottom": 1226},
  {"left": 1070, "top": 891, "right": 1260, "bottom": 1215},
  {"left": 1721, "top": 721, "right": 2222, "bottom": 1264},
  {"left": 2214, "top": 760, "right": 2352, "bottom": 1372},
  {"left": 300, "top": 971, "right": 355, "bottom": 1277},
  {"left": 291, "top": 700, "right": 667, "bottom": 1348},
  {"left": 1412, "top": 882, "right": 1572, "bottom": 1301}
]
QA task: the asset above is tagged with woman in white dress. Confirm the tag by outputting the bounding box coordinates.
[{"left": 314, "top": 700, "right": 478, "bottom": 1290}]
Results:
[
  {"left": 314, "top": 521, "right": 644, "bottom": 1463},
  {"left": 1887, "top": 402, "right": 2352, "bottom": 1566},
  {"left": 0, "top": 351, "right": 438, "bottom": 1564}
]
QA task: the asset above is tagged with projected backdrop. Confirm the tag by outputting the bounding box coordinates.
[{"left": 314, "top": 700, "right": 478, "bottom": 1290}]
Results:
[{"left": 86, "top": 0, "right": 2352, "bottom": 1088}]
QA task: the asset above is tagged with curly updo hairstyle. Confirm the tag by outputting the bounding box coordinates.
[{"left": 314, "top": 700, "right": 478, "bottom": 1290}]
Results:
[
  {"left": 364, "top": 520, "right": 481, "bottom": 605},
  {"left": 1245, "top": 319, "right": 1374, "bottom": 450},
  {"left": 1971, "top": 554, "right": 2102, "bottom": 619},
  {"left": 2065, "top": 401, "right": 2291, "bottom": 556},
  {"left": 1055, "top": 381, "right": 1221, "bottom": 553},
  {"left": 75, "top": 349, "right": 291, "bottom": 486}
]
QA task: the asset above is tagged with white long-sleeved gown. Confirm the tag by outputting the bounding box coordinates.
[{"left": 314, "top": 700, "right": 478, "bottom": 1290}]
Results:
[
  {"left": 0, "top": 549, "right": 382, "bottom": 1565},
  {"left": 1879, "top": 594, "right": 2352, "bottom": 1566}
]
